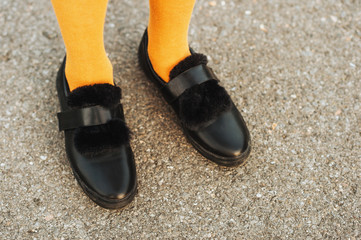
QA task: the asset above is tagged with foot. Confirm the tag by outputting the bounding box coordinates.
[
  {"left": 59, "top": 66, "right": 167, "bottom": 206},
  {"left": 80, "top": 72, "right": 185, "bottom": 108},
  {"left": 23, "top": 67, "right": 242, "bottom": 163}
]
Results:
[
  {"left": 56, "top": 57, "right": 137, "bottom": 209},
  {"left": 139, "top": 30, "right": 251, "bottom": 166}
]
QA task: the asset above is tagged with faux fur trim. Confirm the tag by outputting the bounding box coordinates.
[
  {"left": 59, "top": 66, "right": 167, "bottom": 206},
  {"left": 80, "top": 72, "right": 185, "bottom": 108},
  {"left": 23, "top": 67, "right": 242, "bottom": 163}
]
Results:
[
  {"left": 66, "top": 84, "right": 130, "bottom": 155},
  {"left": 177, "top": 80, "right": 232, "bottom": 130},
  {"left": 169, "top": 53, "right": 232, "bottom": 130},
  {"left": 169, "top": 53, "right": 208, "bottom": 79},
  {"left": 74, "top": 119, "right": 131, "bottom": 155},
  {"left": 67, "top": 84, "right": 121, "bottom": 108}
]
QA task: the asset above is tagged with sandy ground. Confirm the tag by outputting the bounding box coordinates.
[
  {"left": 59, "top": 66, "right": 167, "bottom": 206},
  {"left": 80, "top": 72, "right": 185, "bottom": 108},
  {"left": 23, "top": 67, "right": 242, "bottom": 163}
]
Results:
[{"left": 1, "top": 0, "right": 360, "bottom": 239}]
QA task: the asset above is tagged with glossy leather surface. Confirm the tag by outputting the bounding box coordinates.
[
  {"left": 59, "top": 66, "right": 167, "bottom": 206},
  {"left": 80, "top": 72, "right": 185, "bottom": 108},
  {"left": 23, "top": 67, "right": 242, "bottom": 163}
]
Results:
[
  {"left": 185, "top": 104, "right": 249, "bottom": 158},
  {"left": 64, "top": 134, "right": 135, "bottom": 199},
  {"left": 56, "top": 58, "right": 137, "bottom": 206},
  {"left": 138, "top": 30, "right": 251, "bottom": 164}
]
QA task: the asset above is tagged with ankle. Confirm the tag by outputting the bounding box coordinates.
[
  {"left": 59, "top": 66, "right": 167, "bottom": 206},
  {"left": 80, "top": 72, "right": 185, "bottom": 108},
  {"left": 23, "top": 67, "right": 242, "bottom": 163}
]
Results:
[
  {"left": 65, "top": 55, "right": 114, "bottom": 91},
  {"left": 147, "top": 42, "right": 191, "bottom": 82}
]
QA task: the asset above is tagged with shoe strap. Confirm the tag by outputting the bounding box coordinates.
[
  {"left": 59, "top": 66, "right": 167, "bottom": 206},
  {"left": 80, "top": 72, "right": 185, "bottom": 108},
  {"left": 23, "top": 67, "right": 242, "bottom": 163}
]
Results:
[
  {"left": 164, "top": 64, "right": 219, "bottom": 103},
  {"left": 57, "top": 104, "right": 123, "bottom": 131}
]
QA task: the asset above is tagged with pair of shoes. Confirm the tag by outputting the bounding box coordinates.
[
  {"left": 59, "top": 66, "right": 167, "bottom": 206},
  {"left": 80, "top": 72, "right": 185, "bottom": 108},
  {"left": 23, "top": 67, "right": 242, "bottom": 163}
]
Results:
[{"left": 56, "top": 29, "right": 251, "bottom": 209}]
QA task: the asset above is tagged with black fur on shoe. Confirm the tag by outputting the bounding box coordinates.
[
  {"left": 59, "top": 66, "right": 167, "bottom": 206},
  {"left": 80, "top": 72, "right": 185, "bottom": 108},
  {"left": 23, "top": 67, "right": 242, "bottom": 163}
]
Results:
[
  {"left": 74, "top": 119, "right": 131, "bottom": 156},
  {"left": 66, "top": 84, "right": 131, "bottom": 155},
  {"left": 169, "top": 53, "right": 232, "bottom": 130},
  {"left": 169, "top": 53, "right": 208, "bottom": 79},
  {"left": 177, "top": 80, "right": 232, "bottom": 130},
  {"left": 68, "top": 83, "right": 121, "bottom": 108}
]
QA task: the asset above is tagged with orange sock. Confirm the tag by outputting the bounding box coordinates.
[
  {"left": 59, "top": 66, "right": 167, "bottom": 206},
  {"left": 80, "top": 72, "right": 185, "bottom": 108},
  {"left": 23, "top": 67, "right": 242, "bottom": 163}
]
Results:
[
  {"left": 51, "top": 0, "right": 113, "bottom": 91},
  {"left": 148, "top": 0, "right": 196, "bottom": 82}
]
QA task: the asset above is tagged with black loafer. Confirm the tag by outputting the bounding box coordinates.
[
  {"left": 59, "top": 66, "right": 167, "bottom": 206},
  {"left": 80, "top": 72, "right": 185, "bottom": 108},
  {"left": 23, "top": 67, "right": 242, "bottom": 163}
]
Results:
[
  {"left": 138, "top": 29, "right": 251, "bottom": 166},
  {"left": 56, "top": 57, "right": 137, "bottom": 209}
]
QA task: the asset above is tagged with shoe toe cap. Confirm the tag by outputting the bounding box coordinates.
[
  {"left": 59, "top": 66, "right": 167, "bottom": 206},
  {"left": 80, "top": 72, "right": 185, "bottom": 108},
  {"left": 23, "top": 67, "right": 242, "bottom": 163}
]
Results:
[
  {"left": 198, "top": 122, "right": 248, "bottom": 158},
  {"left": 189, "top": 106, "right": 250, "bottom": 160},
  {"left": 93, "top": 164, "right": 136, "bottom": 200},
  {"left": 71, "top": 145, "right": 137, "bottom": 201}
]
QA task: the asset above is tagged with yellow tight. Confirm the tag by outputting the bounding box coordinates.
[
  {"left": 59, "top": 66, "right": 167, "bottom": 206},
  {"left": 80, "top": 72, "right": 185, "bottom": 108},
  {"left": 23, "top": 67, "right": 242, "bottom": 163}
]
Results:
[
  {"left": 148, "top": 0, "right": 196, "bottom": 82},
  {"left": 51, "top": 0, "right": 196, "bottom": 90},
  {"left": 51, "top": 0, "right": 113, "bottom": 91}
]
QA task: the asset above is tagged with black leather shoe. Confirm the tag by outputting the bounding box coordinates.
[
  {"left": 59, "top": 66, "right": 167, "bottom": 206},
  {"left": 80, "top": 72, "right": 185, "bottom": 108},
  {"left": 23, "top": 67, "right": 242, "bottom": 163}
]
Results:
[
  {"left": 138, "top": 29, "right": 251, "bottom": 166},
  {"left": 56, "top": 57, "right": 137, "bottom": 209}
]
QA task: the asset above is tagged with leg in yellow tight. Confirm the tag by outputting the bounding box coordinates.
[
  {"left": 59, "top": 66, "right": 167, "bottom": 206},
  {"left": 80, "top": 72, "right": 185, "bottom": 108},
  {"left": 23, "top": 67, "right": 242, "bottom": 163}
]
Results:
[
  {"left": 148, "top": 0, "right": 196, "bottom": 82},
  {"left": 51, "top": 0, "right": 113, "bottom": 91}
]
